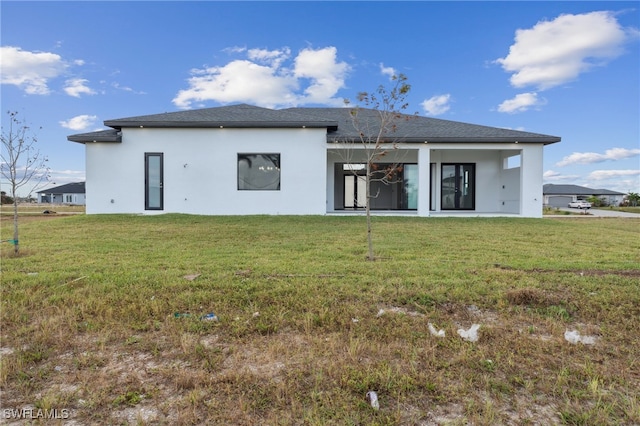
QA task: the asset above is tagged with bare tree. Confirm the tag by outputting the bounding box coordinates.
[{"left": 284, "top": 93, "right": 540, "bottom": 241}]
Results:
[
  {"left": 1, "top": 111, "right": 49, "bottom": 254},
  {"left": 340, "top": 74, "right": 413, "bottom": 261}
]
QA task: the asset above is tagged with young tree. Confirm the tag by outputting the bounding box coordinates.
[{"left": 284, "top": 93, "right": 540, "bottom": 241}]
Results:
[
  {"left": 340, "top": 74, "right": 413, "bottom": 261},
  {"left": 0, "top": 191, "right": 14, "bottom": 205},
  {"left": 1, "top": 111, "right": 49, "bottom": 254},
  {"left": 586, "top": 195, "right": 606, "bottom": 207},
  {"left": 626, "top": 192, "right": 640, "bottom": 207}
]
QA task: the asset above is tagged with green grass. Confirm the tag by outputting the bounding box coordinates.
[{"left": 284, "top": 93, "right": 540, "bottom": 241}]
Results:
[
  {"left": 1, "top": 214, "right": 639, "bottom": 425},
  {"left": 1, "top": 203, "right": 85, "bottom": 215},
  {"left": 593, "top": 206, "right": 640, "bottom": 214}
]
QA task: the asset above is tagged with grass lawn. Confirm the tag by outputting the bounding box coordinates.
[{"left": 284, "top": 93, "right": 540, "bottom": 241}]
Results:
[
  {"left": 593, "top": 206, "right": 640, "bottom": 214},
  {"left": 1, "top": 214, "right": 639, "bottom": 425}
]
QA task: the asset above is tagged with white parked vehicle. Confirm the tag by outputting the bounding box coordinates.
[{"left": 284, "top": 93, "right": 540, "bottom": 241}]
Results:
[{"left": 568, "top": 201, "right": 592, "bottom": 209}]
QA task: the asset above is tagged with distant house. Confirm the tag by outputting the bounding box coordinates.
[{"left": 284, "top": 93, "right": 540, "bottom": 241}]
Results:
[
  {"left": 37, "top": 182, "right": 86, "bottom": 205},
  {"left": 543, "top": 184, "right": 625, "bottom": 207},
  {"left": 68, "top": 104, "right": 561, "bottom": 217}
]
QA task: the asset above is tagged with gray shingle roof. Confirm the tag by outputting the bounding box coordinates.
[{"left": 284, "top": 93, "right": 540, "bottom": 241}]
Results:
[
  {"left": 67, "top": 129, "right": 121, "bottom": 143},
  {"left": 103, "top": 104, "right": 338, "bottom": 129},
  {"left": 37, "top": 182, "right": 85, "bottom": 194},
  {"left": 68, "top": 103, "right": 561, "bottom": 145},
  {"left": 543, "top": 184, "right": 624, "bottom": 196},
  {"left": 285, "top": 107, "right": 560, "bottom": 144}
]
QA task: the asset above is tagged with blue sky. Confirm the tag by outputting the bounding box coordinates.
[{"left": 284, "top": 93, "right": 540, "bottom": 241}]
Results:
[{"left": 2, "top": 1, "right": 639, "bottom": 197}]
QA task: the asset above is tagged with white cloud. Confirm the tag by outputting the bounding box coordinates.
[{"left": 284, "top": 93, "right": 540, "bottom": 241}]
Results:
[
  {"left": 173, "top": 46, "right": 350, "bottom": 109},
  {"left": 497, "top": 92, "right": 546, "bottom": 113},
  {"left": 587, "top": 169, "right": 640, "bottom": 180},
  {"left": 543, "top": 170, "right": 560, "bottom": 179},
  {"left": 59, "top": 114, "right": 98, "bottom": 131},
  {"left": 223, "top": 46, "right": 247, "bottom": 54},
  {"left": 64, "top": 78, "right": 96, "bottom": 97},
  {"left": 421, "top": 94, "right": 451, "bottom": 116},
  {"left": 496, "top": 11, "right": 629, "bottom": 90},
  {"left": 294, "top": 47, "right": 350, "bottom": 105},
  {"left": 0, "top": 46, "right": 68, "bottom": 94},
  {"left": 379, "top": 63, "right": 396, "bottom": 79},
  {"left": 173, "top": 60, "right": 298, "bottom": 109},
  {"left": 584, "top": 170, "right": 640, "bottom": 193},
  {"left": 247, "top": 47, "right": 290, "bottom": 68},
  {"left": 545, "top": 169, "right": 640, "bottom": 193},
  {"left": 112, "top": 82, "right": 146, "bottom": 95},
  {"left": 543, "top": 170, "right": 580, "bottom": 181},
  {"left": 556, "top": 148, "right": 640, "bottom": 166}
]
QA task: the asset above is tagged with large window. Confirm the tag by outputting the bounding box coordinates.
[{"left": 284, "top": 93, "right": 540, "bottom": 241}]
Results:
[
  {"left": 238, "top": 154, "right": 281, "bottom": 190},
  {"left": 145, "top": 153, "right": 164, "bottom": 210}
]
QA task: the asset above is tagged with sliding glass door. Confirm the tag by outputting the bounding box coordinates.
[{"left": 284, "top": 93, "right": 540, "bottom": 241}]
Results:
[
  {"left": 441, "top": 163, "right": 475, "bottom": 210},
  {"left": 338, "top": 163, "right": 418, "bottom": 210}
]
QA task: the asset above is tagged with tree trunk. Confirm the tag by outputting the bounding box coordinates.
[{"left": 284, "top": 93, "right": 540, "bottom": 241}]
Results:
[
  {"left": 365, "top": 163, "right": 374, "bottom": 261},
  {"left": 12, "top": 194, "right": 19, "bottom": 255}
]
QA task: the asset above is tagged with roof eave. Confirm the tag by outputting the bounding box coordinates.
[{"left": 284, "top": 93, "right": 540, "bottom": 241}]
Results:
[
  {"left": 104, "top": 120, "right": 339, "bottom": 130},
  {"left": 67, "top": 135, "right": 122, "bottom": 144},
  {"left": 327, "top": 136, "right": 561, "bottom": 145}
]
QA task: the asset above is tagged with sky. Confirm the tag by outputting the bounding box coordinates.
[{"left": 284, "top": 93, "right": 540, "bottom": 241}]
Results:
[{"left": 1, "top": 1, "right": 639, "bottom": 197}]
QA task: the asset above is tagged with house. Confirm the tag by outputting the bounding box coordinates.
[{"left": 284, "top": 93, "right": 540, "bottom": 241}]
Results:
[
  {"left": 67, "top": 104, "right": 560, "bottom": 217},
  {"left": 37, "top": 182, "right": 86, "bottom": 205},
  {"left": 543, "top": 184, "right": 625, "bottom": 207}
]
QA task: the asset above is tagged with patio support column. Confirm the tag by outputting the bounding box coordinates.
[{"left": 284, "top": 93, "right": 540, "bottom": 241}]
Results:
[
  {"left": 418, "top": 147, "right": 431, "bottom": 217},
  {"left": 520, "top": 145, "right": 544, "bottom": 218}
]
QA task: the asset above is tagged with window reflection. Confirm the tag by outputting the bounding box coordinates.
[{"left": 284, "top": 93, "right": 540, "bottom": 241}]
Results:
[{"left": 238, "top": 154, "right": 281, "bottom": 190}]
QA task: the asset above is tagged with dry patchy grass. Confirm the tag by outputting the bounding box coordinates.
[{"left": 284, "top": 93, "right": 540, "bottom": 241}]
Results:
[{"left": 1, "top": 214, "right": 639, "bottom": 425}]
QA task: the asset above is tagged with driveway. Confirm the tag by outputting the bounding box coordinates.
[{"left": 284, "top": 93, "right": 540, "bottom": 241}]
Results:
[{"left": 555, "top": 208, "right": 640, "bottom": 218}]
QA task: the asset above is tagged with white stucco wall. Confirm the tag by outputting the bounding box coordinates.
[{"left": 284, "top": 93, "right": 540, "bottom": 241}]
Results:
[
  {"left": 499, "top": 150, "right": 521, "bottom": 214},
  {"left": 85, "top": 132, "right": 546, "bottom": 217},
  {"left": 417, "top": 148, "right": 431, "bottom": 215},
  {"left": 499, "top": 167, "right": 520, "bottom": 213},
  {"left": 85, "top": 127, "right": 328, "bottom": 215},
  {"left": 519, "top": 144, "right": 544, "bottom": 218}
]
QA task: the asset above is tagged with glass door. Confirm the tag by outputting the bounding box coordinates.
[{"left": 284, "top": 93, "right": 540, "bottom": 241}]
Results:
[
  {"left": 403, "top": 164, "right": 418, "bottom": 210},
  {"left": 441, "top": 163, "right": 475, "bottom": 210},
  {"left": 344, "top": 174, "right": 367, "bottom": 209},
  {"left": 145, "top": 153, "right": 163, "bottom": 210}
]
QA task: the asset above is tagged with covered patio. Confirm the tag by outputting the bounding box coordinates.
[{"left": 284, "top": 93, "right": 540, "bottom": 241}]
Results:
[{"left": 326, "top": 143, "right": 543, "bottom": 217}]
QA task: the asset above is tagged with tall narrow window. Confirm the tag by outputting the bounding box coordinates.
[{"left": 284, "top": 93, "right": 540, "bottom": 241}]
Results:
[
  {"left": 238, "top": 154, "right": 281, "bottom": 190},
  {"left": 145, "top": 153, "right": 163, "bottom": 210},
  {"left": 430, "top": 163, "right": 436, "bottom": 211}
]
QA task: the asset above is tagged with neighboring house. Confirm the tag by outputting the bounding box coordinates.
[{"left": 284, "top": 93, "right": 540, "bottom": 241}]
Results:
[
  {"left": 37, "top": 182, "right": 86, "bottom": 205},
  {"left": 543, "top": 184, "right": 625, "bottom": 207},
  {"left": 68, "top": 104, "right": 561, "bottom": 217}
]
